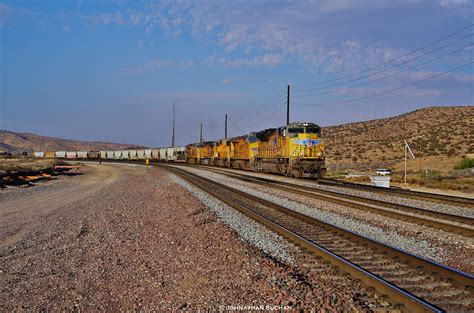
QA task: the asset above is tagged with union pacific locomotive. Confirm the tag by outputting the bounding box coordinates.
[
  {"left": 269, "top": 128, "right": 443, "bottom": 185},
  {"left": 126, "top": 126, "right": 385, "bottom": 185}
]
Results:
[
  {"left": 33, "top": 122, "right": 326, "bottom": 178},
  {"left": 186, "top": 122, "right": 325, "bottom": 177}
]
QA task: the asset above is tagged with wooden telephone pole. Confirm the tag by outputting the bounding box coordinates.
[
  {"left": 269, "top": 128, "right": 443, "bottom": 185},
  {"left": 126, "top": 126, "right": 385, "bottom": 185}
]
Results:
[
  {"left": 286, "top": 84, "right": 290, "bottom": 126},
  {"left": 200, "top": 123, "right": 203, "bottom": 143},
  {"left": 225, "top": 114, "right": 228, "bottom": 139},
  {"left": 171, "top": 101, "right": 175, "bottom": 147}
]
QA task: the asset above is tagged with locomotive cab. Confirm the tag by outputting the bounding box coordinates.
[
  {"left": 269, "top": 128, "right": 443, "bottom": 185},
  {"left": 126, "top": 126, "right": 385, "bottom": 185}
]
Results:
[{"left": 283, "top": 122, "right": 326, "bottom": 177}]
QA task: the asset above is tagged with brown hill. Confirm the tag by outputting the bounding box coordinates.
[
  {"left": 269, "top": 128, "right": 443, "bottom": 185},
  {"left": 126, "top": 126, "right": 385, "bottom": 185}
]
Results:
[
  {"left": 0, "top": 130, "right": 141, "bottom": 153},
  {"left": 323, "top": 106, "right": 473, "bottom": 173}
]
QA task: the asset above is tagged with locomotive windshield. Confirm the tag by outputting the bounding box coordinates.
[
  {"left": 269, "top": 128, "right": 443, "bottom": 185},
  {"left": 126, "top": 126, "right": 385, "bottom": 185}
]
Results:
[
  {"left": 306, "top": 126, "right": 321, "bottom": 136},
  {"left": 286, "top": 124, "right": 321, "bottom": 137},
  {"left": 287, "top": 127, "right": 304, "bottom": 137}
]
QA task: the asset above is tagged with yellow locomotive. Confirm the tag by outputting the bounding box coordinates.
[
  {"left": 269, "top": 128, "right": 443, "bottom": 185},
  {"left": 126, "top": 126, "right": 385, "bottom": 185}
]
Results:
[{"left": 185, "top": 122, "right": 326, "bottom": 178}]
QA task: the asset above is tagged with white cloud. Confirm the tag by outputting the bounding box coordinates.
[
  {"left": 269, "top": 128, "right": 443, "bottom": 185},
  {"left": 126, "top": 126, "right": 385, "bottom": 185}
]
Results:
[
  {"left": 122, "top": 58, "right": 174, "bottom": 75},
  {"left": 80, "top": 0, "right": 473, "bottom": 75},
  {"left": 440, "top": 0, "right": 467, "bottom": 7},
  {"left": 84, "top": 12, "right": 125, "bottom": 28},
  {"left": 62, "top": 23, "right": 71, "bottom": 32},
  {"left": 218, "top": 54, "right": 282, "bottom": 68},
  {"left": 221, "top": 76, "right": 232, "bottom": 84},
  {"left": 122, "top": 58, "right": 197, "bottom": 75}
]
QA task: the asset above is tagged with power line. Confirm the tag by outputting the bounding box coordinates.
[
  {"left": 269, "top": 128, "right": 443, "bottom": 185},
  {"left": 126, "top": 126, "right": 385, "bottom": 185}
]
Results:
[
  {"left": 231, "top": 93, "right": 287, "bottom": 123},
  {"left": 227, "top": 115, "right": 246, "bottom": 135},
  {"left": 293, "top": 23, "right": 473, "bottom": 88},
  {"left": 295, "top": 33, "right": 473, "bottom": 93},
  {"left": 295, "top": 61, "right": 474, "bottom": 106},
  {"left": 238, "top": 100, "right": 287, "bottom": 131},
  {"left": 293, "top": 43, "right": 473, "bottom": 98},
  {"left": 231, "top": 87, "right": 286, "bottom": 120}
]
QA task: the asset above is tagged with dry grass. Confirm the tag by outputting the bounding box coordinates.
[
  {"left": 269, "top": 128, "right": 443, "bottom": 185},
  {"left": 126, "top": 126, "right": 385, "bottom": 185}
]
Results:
[
  {"left": 323, "top": 106, "right": 473, "bottom": 193},
  {"left": 0, "top": 158, "right": 62, "bottom": 175},
  {"left": 324, "top": 106, "right": 473, "bottom": 174}
]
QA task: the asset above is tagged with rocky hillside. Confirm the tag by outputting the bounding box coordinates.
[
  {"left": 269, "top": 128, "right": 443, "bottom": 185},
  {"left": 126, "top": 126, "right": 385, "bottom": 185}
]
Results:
[
  {"left": 0, "top": 130, "right": 138, "bottom": 153},
  {"left": 323, "top": 106, "right": 473, "bottom": 172}
]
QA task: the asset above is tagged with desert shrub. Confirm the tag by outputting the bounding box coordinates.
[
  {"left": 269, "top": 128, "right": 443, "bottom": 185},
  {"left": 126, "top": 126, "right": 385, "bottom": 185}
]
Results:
[{"left": 454, "top": 158, "right": 474, "bottom": 170}]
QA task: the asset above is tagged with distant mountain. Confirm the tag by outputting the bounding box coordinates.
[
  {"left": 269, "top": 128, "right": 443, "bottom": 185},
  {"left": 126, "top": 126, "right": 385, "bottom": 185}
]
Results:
[
  {"left": 323, "top": 106, "right": 473, "bottom": 172},
  {"left": 0, "top": 130, "right": 142, "bottom": 153}
]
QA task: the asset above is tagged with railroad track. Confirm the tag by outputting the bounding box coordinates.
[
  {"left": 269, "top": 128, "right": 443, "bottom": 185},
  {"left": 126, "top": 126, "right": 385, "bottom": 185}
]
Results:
[
  {"left": 164, "top": 165, "right": 474, "bottom": 312},
  {"left": 318, "top": 178, "right": 474, "bottom": 209},
  {"left": 184, "top": 165, "right": 474, "bottom": 237}
]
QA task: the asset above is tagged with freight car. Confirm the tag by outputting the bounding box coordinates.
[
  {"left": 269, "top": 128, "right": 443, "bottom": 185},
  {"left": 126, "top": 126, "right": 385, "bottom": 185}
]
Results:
[
  {"left": 88, "top": 151, "right": 99, "bottom": 159},
  {"left": 77, "top": 151, "right": 88, "bottom": 159},
  {"left": 32, "top": 121, "right": 325, "bottom": 178},
  {"left": 66, "top": 151, "right": 77, "bottom": 159},
  {"left": 54, "top": 151, "right": 65, "bottom": 158}
]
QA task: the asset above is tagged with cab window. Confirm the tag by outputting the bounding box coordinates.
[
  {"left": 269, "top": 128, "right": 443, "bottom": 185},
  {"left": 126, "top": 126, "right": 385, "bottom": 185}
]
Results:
[
  {"left": 288, "top": 127, "right": 304, "bottom": 138},
  {"left": 305, "top": 126, "right": 321, "bottom": 136}
]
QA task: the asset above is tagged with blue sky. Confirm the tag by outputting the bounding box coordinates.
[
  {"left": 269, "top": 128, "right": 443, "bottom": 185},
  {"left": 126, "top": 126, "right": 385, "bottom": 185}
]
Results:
[{"left": 1, "top": 0, "right": 473, "bottom": 147}]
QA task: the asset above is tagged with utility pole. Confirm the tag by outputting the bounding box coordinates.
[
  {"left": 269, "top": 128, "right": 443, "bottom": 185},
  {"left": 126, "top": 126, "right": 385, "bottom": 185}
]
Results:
[
  {"left": 286, "top": 84, "right": 290, "bottom": 126},
  {"left": 225, "top": 114, "right": 228, "bottom": 139},
  {"left": 172, "top": 101, "right": 176, "bottom": 147},
  {"left": 200, "top": 123, "right": 203, "bottom": 143},
  {"left": 404, "top": 140, "right": 416, "bottom": 185},
  {"left": 419, "top": 141, "right": 422, "bottom": 174}
]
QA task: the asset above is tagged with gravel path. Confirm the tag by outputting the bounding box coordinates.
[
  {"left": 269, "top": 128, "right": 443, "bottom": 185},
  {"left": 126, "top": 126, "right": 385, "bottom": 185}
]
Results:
[
  {"left": 0, "top": 163, "right": 382, "bottom": 310},
  {"left": 177, "top": 166, "right": 474, "bottom": 273}
]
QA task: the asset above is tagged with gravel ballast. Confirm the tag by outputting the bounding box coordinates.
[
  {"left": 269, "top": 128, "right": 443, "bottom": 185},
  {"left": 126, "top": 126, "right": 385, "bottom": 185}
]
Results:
[
  {"left": 177, "top": 166, "right": 474, "bottom": 272},
  {"left": 171, "top": 175, "right": 295, "bottom": 264},
  {"left": 201, "top": 167, "right": 474, "bottom": 218}
]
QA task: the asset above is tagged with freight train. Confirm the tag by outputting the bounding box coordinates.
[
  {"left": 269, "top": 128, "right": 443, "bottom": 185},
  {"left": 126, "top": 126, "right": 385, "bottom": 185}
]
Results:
[{"left": 33, "top": 122, "right": 326, "bottom": 178}]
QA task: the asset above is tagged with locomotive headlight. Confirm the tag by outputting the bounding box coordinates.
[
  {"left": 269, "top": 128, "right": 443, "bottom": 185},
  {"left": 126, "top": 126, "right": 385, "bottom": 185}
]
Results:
[{"left": 317, "top": 152, "right": 321, "bottom": 157}]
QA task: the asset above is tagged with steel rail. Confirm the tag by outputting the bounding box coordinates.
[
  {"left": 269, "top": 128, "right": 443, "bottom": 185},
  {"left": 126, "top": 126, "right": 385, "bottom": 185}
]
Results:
[
  {"left": 186, "top": 165, "right": 474, "bottom": 237},
  {"left": 318, "top": 178, "right": 474, "bottom": 209},
  {"left": 165, "top": 166, "right": 446, "bottom": 312},
  {"left": 166, "top": 166, "right": 474, "bottom": 312}
]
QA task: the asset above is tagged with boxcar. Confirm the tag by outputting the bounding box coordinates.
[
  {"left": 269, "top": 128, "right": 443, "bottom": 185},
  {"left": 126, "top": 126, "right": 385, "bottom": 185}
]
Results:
[
  {"left": 100, "top": 151, "right": 107, "bottom": 159},
  {"left": 66, "top": 151, "right": 77, "bottom": 159},
  {"left": 44, "top": 151, "right": 55, "bottom": 158},
  {"left": 113, "top": 151, "right": 122, "bottom": 159},
  {"left": 106, "top": 151, "right": 115, "bottom": 159},
  {"left": 33, "top": 151, "right": 44, "bottom": 158},
  {"left": 147, "top": 149, "right": 155, "bottom": 160}
]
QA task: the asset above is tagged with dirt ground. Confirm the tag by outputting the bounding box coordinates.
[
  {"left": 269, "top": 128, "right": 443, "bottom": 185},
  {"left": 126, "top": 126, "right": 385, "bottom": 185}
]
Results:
[{"left": 0, "top": 163, "right": 374, "bottom": 311}]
